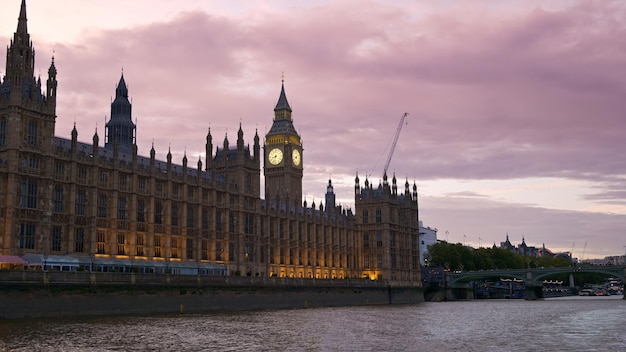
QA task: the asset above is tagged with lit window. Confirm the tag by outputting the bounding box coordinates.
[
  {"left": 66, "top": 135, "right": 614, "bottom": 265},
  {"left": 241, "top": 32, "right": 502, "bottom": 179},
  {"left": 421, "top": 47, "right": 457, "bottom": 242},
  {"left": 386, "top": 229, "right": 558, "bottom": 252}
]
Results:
[
  {"left": 96, "top": 231, "right": 106, "bottom": 254},
  {"left": 117, "top": 233, "right": 125, "bottom": 255},
  {"left": 136, "top": 234, "right": 144, "bottom": 256}
]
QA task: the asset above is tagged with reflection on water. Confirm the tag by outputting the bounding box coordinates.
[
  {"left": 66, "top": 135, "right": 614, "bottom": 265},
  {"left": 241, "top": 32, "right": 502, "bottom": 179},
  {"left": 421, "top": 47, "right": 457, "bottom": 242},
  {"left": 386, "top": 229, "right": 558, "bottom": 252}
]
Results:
[{"left": 1, "top": 296, "right": 624, "bottom": 351}]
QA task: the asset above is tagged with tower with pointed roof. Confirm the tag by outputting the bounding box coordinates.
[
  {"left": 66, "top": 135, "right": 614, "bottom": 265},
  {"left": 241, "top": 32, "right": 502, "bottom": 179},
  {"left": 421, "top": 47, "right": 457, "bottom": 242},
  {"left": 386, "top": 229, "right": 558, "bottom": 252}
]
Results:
[
  {"left": 0, "top": 0, "right": 57, "bottom": 255},
  {"left": 264, "top": 80, "right": 303, "bottom": 202},
  {"left": 325, "top": 179, "right": 336, "bottom": 211},
  {"left": 105, "top": 73, "right": 136, "bottom": 155},
  {"left": 0, "top": 0, "right": 57, "bottom": 149}
]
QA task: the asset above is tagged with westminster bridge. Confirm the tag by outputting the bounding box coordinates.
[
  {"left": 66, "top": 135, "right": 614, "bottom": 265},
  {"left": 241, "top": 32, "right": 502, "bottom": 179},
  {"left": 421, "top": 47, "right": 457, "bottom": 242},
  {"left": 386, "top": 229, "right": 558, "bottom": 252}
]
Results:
[{"left": 443, "top": 265, "right": 626, "bottom": 300}]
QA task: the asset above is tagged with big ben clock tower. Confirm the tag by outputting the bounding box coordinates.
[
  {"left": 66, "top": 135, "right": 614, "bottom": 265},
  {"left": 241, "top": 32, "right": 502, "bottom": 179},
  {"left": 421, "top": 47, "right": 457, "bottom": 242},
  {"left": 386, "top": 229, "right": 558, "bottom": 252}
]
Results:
[{"left": 264, "top": 81, "right": 303, "bottom": 202}]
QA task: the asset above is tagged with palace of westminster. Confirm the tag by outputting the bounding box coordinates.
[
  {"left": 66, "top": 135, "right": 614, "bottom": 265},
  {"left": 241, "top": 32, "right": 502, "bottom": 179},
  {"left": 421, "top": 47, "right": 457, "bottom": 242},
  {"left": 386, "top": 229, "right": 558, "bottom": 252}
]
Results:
[{"left": 0, "top": 1, "right": 422, "bottom": 283}]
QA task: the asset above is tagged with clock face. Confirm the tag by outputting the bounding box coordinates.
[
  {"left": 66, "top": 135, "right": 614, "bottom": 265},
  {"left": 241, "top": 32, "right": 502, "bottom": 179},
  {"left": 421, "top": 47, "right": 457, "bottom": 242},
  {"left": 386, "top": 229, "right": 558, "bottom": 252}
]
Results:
[
  {"left": 268, "top": 148, "right": 283, "bottom": 165},
  {"left": 292, "top": 149, "right": 301, "bottom": 166}
]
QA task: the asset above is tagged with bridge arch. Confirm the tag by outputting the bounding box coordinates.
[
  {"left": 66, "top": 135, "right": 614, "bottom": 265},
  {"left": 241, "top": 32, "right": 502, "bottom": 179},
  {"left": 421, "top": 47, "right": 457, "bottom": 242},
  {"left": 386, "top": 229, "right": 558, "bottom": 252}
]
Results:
[
  {"left": 448, "top": 269, "right": 526, "bottom": 288},
  {"left": 531, "top": 266, "right": 624, "bottom": 285}
]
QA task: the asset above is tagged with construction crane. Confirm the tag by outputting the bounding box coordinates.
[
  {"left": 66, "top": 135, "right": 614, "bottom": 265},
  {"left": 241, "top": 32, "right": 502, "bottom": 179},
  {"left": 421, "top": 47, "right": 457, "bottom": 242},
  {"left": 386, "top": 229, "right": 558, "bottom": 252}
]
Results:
[
  {"left": 383, "top": 112, "right": 408, "bottom": 175},
  {"left": 581, "top": 241, "right": 587, "bottom": 262}
]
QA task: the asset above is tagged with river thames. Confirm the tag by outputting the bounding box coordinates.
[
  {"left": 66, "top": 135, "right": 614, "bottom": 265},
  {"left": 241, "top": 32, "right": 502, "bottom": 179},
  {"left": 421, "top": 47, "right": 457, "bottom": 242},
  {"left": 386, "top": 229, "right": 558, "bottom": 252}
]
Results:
[{"left": 0, "top": 295, "right": 624, "bottom": 351}]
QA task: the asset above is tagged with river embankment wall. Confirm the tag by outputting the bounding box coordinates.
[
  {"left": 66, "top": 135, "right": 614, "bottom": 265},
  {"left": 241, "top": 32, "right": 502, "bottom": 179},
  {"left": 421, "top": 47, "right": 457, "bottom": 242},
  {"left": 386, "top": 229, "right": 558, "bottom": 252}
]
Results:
[{"left": 0, "top": 271, "right": 423, "bottom": 319}]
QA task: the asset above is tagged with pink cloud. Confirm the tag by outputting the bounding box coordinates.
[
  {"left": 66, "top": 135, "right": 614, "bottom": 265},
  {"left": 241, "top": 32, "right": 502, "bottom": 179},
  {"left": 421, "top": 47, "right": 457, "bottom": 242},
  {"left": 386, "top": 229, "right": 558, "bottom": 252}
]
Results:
[{"left": 420, "top": 195, "right": 626, "bottom": 259}]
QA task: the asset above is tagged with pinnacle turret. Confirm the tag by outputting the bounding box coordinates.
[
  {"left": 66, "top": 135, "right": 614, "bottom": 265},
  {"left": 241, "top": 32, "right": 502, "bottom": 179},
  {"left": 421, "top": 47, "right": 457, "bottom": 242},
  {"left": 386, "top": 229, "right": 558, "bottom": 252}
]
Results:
[
  {"left": 273, "top": 80, "right": 293, "bottom": 121},
  {"left": 274, "top": 81, "right": 292, "bottom": 113},
  {"left": 237, "top": 123, "right": 244, "bottom": 150},
  {"left": 266, "top": 80, "right": 300, "bottom": 140},
  {"left": 105, "top": 73, "right": 136, "bottom": 155},
  {"left": 17, "top": 0, "right": 28, "bottom": 35}
]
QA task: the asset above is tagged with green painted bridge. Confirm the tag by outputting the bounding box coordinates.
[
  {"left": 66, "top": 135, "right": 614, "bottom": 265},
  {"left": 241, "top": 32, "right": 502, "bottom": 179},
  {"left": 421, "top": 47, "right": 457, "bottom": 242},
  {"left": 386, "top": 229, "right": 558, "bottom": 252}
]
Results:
[{"left": 444, "top": 265, "right": 626, "bottom": 300}]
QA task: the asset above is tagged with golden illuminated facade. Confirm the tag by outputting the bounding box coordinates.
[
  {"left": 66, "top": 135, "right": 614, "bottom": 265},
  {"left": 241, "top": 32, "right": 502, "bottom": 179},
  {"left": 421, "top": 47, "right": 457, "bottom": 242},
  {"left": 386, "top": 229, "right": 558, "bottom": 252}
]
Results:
[
  {"left": 355, "top": 173, "right": 421, "bottom": 282},
  {"left": 0, "top": 0, "right": 421, "bottom": 284}
]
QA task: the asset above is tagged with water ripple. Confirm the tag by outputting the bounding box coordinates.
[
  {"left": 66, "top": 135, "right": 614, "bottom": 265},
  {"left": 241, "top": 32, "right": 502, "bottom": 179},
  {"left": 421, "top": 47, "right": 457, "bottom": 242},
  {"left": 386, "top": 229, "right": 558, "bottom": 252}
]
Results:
[{"left": 1, "top": 296, "right": 624, "bottom": 351}]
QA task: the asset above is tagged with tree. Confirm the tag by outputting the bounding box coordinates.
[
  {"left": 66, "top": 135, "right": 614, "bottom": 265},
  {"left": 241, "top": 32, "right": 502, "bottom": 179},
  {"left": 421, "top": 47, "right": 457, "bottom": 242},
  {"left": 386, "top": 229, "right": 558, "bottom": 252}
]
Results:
[{"left": 426, "top": 241, "right": 572, "bottom": 271}]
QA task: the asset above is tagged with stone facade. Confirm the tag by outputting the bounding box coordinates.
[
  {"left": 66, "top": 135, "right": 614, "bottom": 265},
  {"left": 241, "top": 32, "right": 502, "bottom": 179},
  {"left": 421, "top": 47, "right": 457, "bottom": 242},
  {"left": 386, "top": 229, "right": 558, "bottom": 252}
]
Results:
[{"left": 0, "top": 0, "right": 421, "bottom": 284}]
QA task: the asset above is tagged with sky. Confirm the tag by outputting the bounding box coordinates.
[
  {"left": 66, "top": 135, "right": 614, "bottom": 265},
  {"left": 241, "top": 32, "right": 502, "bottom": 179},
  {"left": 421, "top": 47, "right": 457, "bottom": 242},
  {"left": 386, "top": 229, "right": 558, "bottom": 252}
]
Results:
[{"left": 1, "top": 0, "right": 625, "bottom": 259}]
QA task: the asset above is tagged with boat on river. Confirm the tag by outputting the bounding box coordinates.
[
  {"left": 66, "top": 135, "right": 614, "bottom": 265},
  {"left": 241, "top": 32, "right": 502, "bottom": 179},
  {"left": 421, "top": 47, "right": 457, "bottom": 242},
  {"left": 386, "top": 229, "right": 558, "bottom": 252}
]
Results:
[{"left": 579, "top": 288, "right": 595, "bottom": 296}]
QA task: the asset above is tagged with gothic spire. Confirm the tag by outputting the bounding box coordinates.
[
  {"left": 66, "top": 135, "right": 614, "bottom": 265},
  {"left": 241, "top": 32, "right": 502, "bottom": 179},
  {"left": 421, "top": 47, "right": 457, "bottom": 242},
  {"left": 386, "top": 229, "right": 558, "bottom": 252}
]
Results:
[
  {"left": 253, "top": 128, "right": 260, "bottom": 161},
  {"left": 237, "top": 122, "right": 244, "bottom": 150},
  {"left": 105, "top": 72, "right": 135, "bottom": 155},
  {"left": 4, "top": 0, "right": 36, "bottom": 96},
  {"left": 325, "top": 179, "right": 336, "bottom": 210},
  {"left": 46, "top": 55, "right": 57, "bottom": 102},
  {"left": 116, "top": 73, "right": 128, "bottom": 98},
  {"left": 17, "top": 0, "right": 28, "bottom": 35},
  {"left": 274, "top": 81, "right": 292, "bottom": 112},
  {"left": 71, "top": 122, "right": 77, "bottom": 141},
  {"left": 273, "top": 78, "right": 292, "bottom": 121}
]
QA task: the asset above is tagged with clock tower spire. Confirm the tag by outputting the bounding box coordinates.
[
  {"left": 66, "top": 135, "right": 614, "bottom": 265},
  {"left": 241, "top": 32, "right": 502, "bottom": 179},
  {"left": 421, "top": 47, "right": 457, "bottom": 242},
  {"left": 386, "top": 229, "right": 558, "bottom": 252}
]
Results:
[{"left": 264, "top": 79, "right": 303, "bottom": 203}]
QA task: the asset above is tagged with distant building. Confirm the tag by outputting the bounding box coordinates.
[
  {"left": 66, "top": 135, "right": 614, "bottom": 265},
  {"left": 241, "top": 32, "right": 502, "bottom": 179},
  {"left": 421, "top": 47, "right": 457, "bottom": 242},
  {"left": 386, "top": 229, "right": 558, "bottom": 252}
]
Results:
[
  {"left": 418, "top": 221, "right": 437, "bottom": 266},
  {"left": 582, "top": 256, "right": 625, "bottom": 266},
  {"left": 499, "top": 234, "right": 570, "bottom": 259},
  {"left": 604, "top": 256, "right": 626, "bottom": 266},
  {"left": 500, "top": 234, "right": 539, "bottom": 256}
]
